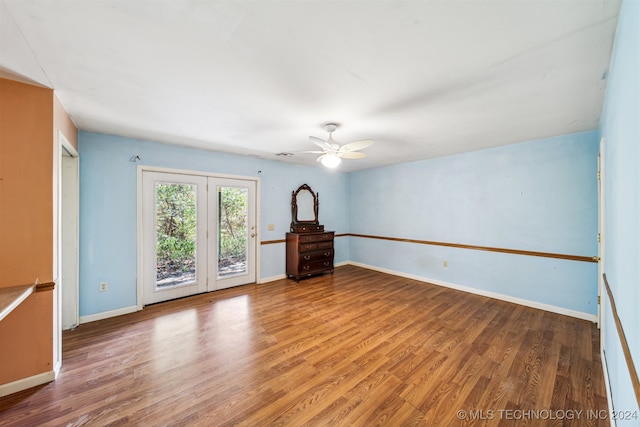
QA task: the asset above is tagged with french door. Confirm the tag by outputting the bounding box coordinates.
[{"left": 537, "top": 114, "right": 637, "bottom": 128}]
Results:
[{"left": 141, "top": 171, "right": 257, "bottom": 305}]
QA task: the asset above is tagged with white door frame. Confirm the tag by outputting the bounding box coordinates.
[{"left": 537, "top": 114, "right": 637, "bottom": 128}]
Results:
[
  {"left": 597, "top": 138, "right": 605, "bottom": 333},
  {"left": 61, "top": 145, "right": 80, "bottom": 330},
  {"left": 54, "top": 130, "right": 79, "bottom": 377},
  {"left": 136, "top": 166, "right": 260, "bottom": 309}
]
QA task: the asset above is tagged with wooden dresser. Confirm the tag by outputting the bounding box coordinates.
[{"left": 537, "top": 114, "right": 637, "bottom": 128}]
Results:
[{"left": 286, "top": 231, "right": 334, "bottom": 281}]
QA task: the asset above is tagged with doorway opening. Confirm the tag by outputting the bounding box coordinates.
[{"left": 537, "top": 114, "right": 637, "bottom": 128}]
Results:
[{"left": 55, "top": 130, "right": 79, "bottom": 379}]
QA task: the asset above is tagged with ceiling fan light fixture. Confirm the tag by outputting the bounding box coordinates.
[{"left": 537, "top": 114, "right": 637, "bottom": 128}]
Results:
[
  {"left": 321, "top": 153, "right": 341, "bottom": 168},
  {"left": 307, "top": 123, "right": 373, "bottom": 168}
]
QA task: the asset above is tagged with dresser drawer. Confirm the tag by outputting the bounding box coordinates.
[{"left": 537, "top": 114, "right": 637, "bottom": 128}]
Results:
[
  {"left": 300, "top": 259, "right": 333, "bottom": 273},
  {"left": 317, "top": 240, "right": 333, "bottom": 250},
  {"left": 299, "top": 232, "right": 334, "bottom": 244},
  {"left": 300, "top": 240, "right": 333, "bottom": 252},
  {"left": 299, "top": 243, "right": 318, "bottom": 252},
  {"left": 317, "top": 232, "right": 333, "bottom": 241},
  {"left": 299, "top": 234, "right": 319, "bottom": 243},
  {"left": 300, "top": 249, "right": 333, "bottom": 262}
]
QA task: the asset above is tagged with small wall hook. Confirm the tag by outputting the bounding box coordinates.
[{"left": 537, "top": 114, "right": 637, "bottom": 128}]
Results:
[{"left": 131, "top": 155, "right": 141, "bottom": 163}]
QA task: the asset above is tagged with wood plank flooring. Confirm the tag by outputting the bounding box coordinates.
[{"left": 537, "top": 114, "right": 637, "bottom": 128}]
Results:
[{"left": 0, "top": 266, "right": 608, "bottom": 426}]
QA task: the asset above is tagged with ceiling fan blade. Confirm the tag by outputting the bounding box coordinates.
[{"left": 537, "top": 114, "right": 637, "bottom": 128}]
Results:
[
  {"left": 340, "top": 139, "right": 374, "bottom": 152},
  {"left": 309, "top": 136, "right": 330, "bottom": 149},
  {"left": 339, "top": 151, "right": 367, "bottom": 159},
  {"left": 300, "top": 150, "right": 325, "bottom": 154}
]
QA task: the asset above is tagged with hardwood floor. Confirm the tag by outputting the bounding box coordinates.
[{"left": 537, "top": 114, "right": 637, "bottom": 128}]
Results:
[{"left": 0, "top": 266, "right": 608, "bottom": 426}]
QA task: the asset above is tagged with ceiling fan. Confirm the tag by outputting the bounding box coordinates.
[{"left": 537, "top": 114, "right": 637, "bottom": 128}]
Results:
[{"left": 306, "top": 123, "right": 374, "bottom": 168}]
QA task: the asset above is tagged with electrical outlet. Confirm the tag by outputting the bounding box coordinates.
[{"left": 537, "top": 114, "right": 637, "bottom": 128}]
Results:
[
  {"left": 99, "top": 281, "right": 108, "bottom": 292},
  {"left": 268, "top": 224, "right": 275, "bottom": 231}
]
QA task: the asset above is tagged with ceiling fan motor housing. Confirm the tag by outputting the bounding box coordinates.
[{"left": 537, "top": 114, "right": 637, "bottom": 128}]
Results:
[{"left": 324, "top": 123, "right": 338, "bottom": 133}]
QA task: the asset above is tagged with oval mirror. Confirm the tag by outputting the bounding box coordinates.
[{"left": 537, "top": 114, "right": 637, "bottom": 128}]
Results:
[
  {"left": 291, "top": 184, "right": 319, "bottom": 230},
  {"left": 296, "top": 189, "right": 315, "bottom": 221}
]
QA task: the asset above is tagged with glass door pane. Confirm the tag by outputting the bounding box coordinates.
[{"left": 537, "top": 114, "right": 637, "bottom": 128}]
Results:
[
  {"left": 156, "top": 182, "right": 197, "bottom": 289},
  {"left": 208, "top": 177, "right": 256, "bottom": 290},
  {"left": 217, "top": 186, "right": 249, "bottom": 278},
  {"left": 142, "top": 172, "right": 207, "bottom": 305}
]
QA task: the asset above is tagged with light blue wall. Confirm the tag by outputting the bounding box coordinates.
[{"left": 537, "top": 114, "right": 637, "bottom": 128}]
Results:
[
  {"left": 349, "top": 130, "right": 599, "bottom": 316},
  {"left": 80, "top": 130, "right": 600, "bottom": 318},
  {"left": 78, "top": 131, "right": 349, "bottom": 316},
  {"left": 600, "top": 0, "right": 640, "bottom": 420}
]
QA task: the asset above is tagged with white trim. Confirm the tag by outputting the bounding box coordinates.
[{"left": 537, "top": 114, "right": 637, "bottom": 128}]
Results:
[
  {"left": 598, "top": 137, "right": 606, "bottom": 333},
  {"left": 259, "top": 274, "right": 287, "bottom": 284},
  {"left": 55, "top": 130, "right": 80, "bottom": 378},
  {"left": 258, "top": 261, "right": 348, "bottom": 284},
  {"left": 53, "top": 133, "right": 60, "bottom": 384},
  {"left": 601, "top": 348, "right": 616, "bottom": 427},
  {"left": 348, "top": 261, "right": 598, "bottom": 322},
  {"left": 136, "top": 166, "right": 144, "bottom": 310},
  {"left": 0, "top": 370, "right": 55, "bottom": 397},
  {"left": 61, "top": 149, "right": 80, "bottom": 331},
  {"left": 58, "top": 130, "right": 78, "bottom": 157},
  {"left": 80, "top": 260, "right": 598, "bottom": 323},
  {"left": 255, "top": 179, "right": 261, "bottom": 285},
  {"left": 138, "top": 165, "right": 258, "bottom": 182},
  {"left": 79, "top": 305, "right": 140, "bottom": 324},
  {"left": 54, "top": 359, "right": 62, "bottom": 379}
]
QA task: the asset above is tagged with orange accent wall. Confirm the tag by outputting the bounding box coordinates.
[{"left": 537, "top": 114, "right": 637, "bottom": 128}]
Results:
[
  {"left": 0, "top": 290, "right": 53, "bottom": 384},
  {"left": 0, "top": 78, "right": 76, "bottom": 388},
  {"left": 0, "top": 78, "right": 54, "bottom": 287}
]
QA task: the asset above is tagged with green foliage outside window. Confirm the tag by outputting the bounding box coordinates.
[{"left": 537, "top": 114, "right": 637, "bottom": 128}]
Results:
[
  {"left": 155, "top": 183, "right": 248, "bottom": 280},
  {"left": 156, "top": 183, "right": 197, "bottom": 279},
  {"left": 218, "top": 187, "right": 248, "bottom": 264}
]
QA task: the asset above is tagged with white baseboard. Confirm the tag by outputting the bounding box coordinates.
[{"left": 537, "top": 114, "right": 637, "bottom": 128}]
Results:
[
  {"left": 601, "top": 348, "right": 616, "bottom": 427},
  {"left": 259, "top": 262, "right": 348, "bottom": 284},
  {"left": 0, "top": 370, "right": 55, "bottom": 397},
  {"left": 77, "top": 262, "right": 596, "bottom": 324},
  {"left": 259, "top": 274, "right": 287, "bottom": 284},
  {"left": 348, "top": 261, "right": 598, "bottom": 322},
  {"left": 79, "top": 305, "right": 140, "bottom": 325}
]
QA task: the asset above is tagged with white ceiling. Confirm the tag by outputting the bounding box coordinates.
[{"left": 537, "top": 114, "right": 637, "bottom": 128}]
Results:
[{"left": 0, "top": 0, "right": 620, "bottom": 171}]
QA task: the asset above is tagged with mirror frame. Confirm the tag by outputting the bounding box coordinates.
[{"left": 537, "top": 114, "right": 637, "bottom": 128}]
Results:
[{"left": 291, "top": 184, "right": 319, "bottom": 228}]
